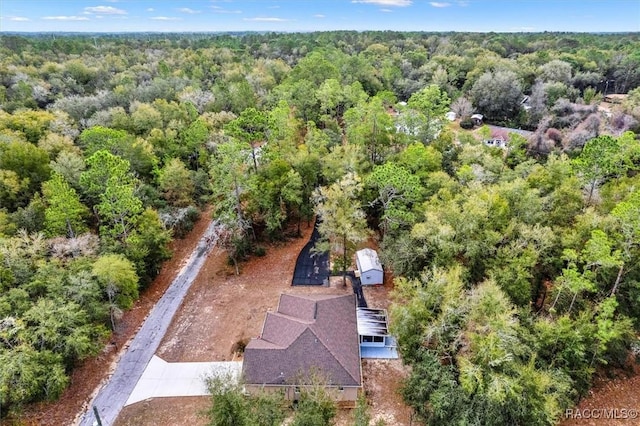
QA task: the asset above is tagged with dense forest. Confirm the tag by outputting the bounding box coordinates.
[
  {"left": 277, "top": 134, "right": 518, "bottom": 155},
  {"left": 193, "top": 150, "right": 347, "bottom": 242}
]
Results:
[{"left": 1, "top": 31, "right": 640, "bottom": 424}]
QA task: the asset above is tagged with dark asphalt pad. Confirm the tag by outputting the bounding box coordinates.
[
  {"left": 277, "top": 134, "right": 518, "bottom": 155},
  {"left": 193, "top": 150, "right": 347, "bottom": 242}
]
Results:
[
  {"left": 291, "top": 219, "right": 331, "bottom": 285},
  {"left": 346, "top": 272, "right": 367, "bottom": 308}
]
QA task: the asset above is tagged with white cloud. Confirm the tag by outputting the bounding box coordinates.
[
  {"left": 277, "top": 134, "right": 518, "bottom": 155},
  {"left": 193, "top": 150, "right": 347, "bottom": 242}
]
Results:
[
  {"left": 380, "top": 8, "right": 393, "bottom": 12},
  {"left": 9, "top": 16, "right": 30, "bottom": 21},
  {"left": 150, "top": 16, "right": 182, "bottom": 21},
  {"left": 243, "top": 17, "right": 289, "bottom": 22},
  {"left": 146, "top": 8, "right": 154, "bottom": 12},
  {"left": 178, "top": 8, "right": 200, "bottom": 14},
  {"left": 212, "top": 6, "right": 243, "bottom": 14},
  {"left": 84, "top": 5, "right": 127, "bottom": 15},
  {"left": 314, "top": 14, "right": 326, "bottom": 18},
  {"left": 43, "top": 16, "right": 90, "bottom": 21},
  {"left": 429, "top": 2, "right": 451, "bottom": 7},
  {"left": 352, "top": 0, "right": 412, "bottom": 6}
]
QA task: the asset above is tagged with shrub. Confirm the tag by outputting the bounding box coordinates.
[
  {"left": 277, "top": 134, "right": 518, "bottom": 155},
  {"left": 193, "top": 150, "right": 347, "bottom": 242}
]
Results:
[
  {"left": 231, "top": 338, "right": 249, "bottom": 354},
  {"left": 460, "top": 116, "right": 474, "bottom": 129},
  {"left": 159, "top": 206, "right": 200, "bottom": 238},
  {"left": 545, "top": 127, "right": 563, "bottom": 143},
  {"left": 564, "top": 129, "right": 592, "bottom": 151},
  {"left": 609, "top": 112, "right": 638, "bottom": 135}
]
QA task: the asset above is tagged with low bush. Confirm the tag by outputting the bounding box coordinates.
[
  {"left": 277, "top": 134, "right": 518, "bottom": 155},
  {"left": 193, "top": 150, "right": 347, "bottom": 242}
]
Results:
[{"left": 460, "top": 116, "right": 474, "bottom": 129}]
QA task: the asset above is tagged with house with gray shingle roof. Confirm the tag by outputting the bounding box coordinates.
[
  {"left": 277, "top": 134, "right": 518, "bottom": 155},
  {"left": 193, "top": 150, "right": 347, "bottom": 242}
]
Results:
[{"left": 243, "top": 293, "right": 362, "bottom": 402}]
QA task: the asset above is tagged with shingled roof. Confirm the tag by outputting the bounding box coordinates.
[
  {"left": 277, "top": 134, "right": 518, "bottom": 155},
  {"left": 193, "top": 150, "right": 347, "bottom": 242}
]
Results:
[{"left": 243, "top": 293, "right": 361, "bottom": 387}]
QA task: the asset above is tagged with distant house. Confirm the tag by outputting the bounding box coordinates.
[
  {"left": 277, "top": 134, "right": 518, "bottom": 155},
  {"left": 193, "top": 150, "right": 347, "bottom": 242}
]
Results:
[
  {"left": 357, "top": 308, "right": 398, "bottom": 359},
  {"left": 484, "top": 138, "right": 508, "bottom": 149},
  {"left": 355, "top": 249, "right": 383, "bottom": 285},
  {"left": 485, "top": 127, "right": 508, "bottom": 149},
  {"left": 483, "top": 125, "right": 533, "bottom": 150},
  {"left": 243, "top": 294, "right": 362, "bottom": 402},
  {"left": 471, "top": 113, "right": 484, "bottom": 126}
]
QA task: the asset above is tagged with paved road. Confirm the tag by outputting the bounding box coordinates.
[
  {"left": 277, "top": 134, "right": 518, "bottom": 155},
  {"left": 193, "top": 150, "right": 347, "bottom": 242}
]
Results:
[{"left": 78, "top": 220, "right": 220, "bottom": 426}]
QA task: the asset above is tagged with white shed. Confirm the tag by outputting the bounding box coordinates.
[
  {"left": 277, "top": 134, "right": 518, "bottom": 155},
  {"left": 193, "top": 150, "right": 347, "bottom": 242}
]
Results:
[
  {"left": 471, "top": 113, "right": 484, "bottom": 126},
  {"left": 355, "top": 248, "right": 383, "bottom": 285}
]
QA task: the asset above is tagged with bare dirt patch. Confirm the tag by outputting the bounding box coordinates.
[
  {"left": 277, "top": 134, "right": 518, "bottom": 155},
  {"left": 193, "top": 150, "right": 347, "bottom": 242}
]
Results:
[
  {"left": 156, "top": 221, "right": 352, "bottom": 363},
  {"left": 363, "top": 359, "right": 412, "bottom": 426},
  {"left": 114, "top": 396, "right": 210, "bottom": 426},
  {"left": 361, "top": 267, "right": 413, "bottom": 426},
  {"left": 560, "top": 364, "right": 640, "bottom": 426},
  {"left": 17, "top": 208, "right": 212, "bottom": 426}
]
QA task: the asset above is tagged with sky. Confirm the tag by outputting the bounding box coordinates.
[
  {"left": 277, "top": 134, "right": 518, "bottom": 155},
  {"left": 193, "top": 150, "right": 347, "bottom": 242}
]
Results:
[{"left": 0, "top": 0, "right": 639, "bottom": 33}]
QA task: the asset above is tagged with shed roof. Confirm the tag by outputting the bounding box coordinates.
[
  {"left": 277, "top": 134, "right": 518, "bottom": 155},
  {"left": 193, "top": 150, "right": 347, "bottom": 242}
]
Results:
[
  {"left": 243, "top": 293, "right": 361, "bottom": 387},
  {"left": 356, "top": 248, "right": 383, "bottom": 273}
]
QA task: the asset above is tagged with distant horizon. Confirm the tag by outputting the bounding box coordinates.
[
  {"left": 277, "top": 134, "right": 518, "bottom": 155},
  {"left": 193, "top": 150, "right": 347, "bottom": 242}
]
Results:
[
  {"left": 2, "top": 30, "right": 640, "bottom": 35},
  {"left": 1, "top": 1, "right": 639, "bottom": 33}
]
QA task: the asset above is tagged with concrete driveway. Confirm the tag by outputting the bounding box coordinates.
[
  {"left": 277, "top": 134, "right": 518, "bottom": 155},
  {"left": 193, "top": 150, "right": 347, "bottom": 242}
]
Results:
[
  {"left": 126, "top": 356, "right": 242, "bottom": 406},
  {"left": 79, "top": 220, "right": 221, "bottom": 426}
]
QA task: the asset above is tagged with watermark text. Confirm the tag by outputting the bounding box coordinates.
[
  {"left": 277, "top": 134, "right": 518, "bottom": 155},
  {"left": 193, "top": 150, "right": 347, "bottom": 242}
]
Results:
[{"left": 565, "top": 408, "right": 638, "bottom": 420}]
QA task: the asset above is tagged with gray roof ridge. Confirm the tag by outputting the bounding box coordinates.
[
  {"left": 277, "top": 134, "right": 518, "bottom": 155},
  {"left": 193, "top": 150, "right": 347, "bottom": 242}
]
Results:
[
  {"left": 250, "top": 339, "right": 284, "bottom": 350},
  {"left": 268, "top": 310, "right": 314, "bottom": 325}
]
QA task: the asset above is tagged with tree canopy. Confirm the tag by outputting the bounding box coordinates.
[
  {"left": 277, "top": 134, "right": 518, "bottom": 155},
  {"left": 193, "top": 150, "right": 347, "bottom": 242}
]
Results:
[{"left": 1, "top": 30, "right": 640, "bottom": 421}]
